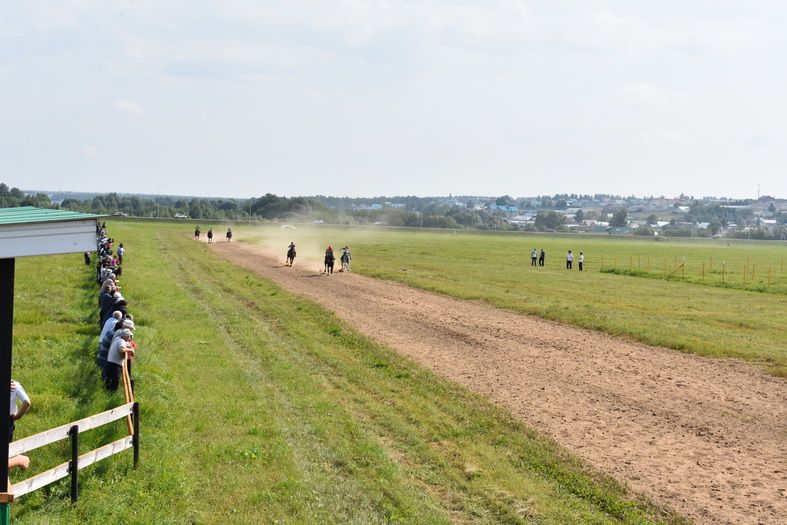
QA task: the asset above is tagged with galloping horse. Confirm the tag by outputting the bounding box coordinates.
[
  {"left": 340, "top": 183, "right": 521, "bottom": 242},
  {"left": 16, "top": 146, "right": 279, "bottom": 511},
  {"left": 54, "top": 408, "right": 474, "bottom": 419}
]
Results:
[
  {"left": 324, "top": 247, "right": 335, "bottom": 274},
  {"left": 194, "top": 226, "right": 201, "bottom": 240},
  {"left": 340, "top": 249, "right": 350, "bottom": 272},
  {"left": 226, "top": 228, "right": 232, "bottom": 242},
  {"left": 286, "top": 244, "right": 296, "bottom": 267}
]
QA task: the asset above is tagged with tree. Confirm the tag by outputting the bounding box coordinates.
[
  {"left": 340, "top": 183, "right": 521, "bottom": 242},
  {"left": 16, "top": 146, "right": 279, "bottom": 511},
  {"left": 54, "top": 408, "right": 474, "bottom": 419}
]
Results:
[
  {"left": 495, "top": 195, "right": 515, "bottom": 207},
  {"left": 609, "top": 208, "right": 628, "bottom": 227},
  {"left": 646, "top": 214, "right": 658, "bottom": 225},
  {"left": 574, "top": 209, "right": 584, "bottom": 223},
  {"left": 534, "top": 211, "right": 564, "bottom": 231}
]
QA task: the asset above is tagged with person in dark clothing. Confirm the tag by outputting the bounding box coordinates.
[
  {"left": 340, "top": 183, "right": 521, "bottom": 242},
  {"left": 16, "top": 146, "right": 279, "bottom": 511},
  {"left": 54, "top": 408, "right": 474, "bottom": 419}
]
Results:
[
  {"left": 324, "top": 246, "right": 335, "bottom": 274},
  {"left": 99, "top": 289, "right": 116, "bottom": 327},
  {"left": 539, "top": 249, "right": 545, "bottom": 267}
]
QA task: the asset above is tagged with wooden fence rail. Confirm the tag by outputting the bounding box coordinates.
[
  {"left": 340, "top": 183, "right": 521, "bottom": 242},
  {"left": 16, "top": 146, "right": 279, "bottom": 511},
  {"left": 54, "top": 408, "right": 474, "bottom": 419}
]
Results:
[
  {"left": 8, "top": 402, "right": 134, "bottom": 458},
  {"left": 7, "top": 401, "right": 138, "bottom": 502},
  {"left": 11, "top": 436, "right": 133, "bottom": 499}
]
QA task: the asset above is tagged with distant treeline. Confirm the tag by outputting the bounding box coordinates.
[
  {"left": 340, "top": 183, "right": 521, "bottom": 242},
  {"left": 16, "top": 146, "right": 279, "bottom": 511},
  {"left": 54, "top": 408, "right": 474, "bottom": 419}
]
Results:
[{"left": 1, "top": 182, "right": 784, "bottom": 238}]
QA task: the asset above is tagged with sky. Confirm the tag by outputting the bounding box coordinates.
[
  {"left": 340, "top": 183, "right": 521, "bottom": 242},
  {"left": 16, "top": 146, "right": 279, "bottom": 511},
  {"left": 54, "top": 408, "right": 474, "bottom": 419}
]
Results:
[{"left": 1, "top": 1, "right": 786, "bottom": 199}]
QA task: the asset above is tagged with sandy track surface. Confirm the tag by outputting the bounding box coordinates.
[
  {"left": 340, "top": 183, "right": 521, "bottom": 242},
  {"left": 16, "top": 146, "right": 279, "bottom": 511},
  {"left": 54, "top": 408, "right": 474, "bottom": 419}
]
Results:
[{"left": 216, "top": 242, "right": 786, "bottom": 524}]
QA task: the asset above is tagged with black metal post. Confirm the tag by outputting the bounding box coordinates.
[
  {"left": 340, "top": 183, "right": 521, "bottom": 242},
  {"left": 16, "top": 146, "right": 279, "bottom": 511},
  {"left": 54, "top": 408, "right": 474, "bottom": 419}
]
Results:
[
  {"left": 0, "top": 258, "right": 15, "bottom": 497},
  {"left": 132, "top": 402, "right": 140, "bottom": 467},
  {"left": 68, "top": 425, "right": 79, "bottom": 503}
]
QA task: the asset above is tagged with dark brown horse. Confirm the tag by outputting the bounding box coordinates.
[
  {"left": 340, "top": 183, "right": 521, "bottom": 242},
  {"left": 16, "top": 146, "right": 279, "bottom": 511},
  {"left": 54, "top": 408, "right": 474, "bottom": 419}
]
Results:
[{"left": 286, "top": 245, "right": 296, "bottom": 267}]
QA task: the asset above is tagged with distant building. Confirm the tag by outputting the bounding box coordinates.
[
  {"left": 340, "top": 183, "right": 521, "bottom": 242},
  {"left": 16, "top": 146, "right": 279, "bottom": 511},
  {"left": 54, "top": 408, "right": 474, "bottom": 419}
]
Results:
[{"left": 487, "top": 205, "right": 519, "bottom": 213}]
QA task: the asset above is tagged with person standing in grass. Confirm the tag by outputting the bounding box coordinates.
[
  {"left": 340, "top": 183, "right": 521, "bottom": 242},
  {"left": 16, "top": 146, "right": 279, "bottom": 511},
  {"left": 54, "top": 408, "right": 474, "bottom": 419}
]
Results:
[
  {"left": 578, "top": 252, "right": 584, "bottom": 272},
  {"left": 566, "top": 250, "right": 574, "bottom": 270},
  {"left": 105, "top": 328, "right": 135, "bottom": 392},
  {"left": 117, "top": 243, "right": 125, "bottom": 265},
  {"left": 531, "top": 248, "right": 538, "bottom": 267},
  {"left": 539, "top": 248, "right": 545, "bottom": 267},
  {"left": 9, "top": 379, "right": 31, "bottom": 442}
]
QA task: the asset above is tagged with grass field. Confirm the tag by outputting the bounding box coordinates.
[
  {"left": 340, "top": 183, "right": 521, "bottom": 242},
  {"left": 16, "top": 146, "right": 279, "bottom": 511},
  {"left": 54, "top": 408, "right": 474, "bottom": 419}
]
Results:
[
  {"left": 9, "top": 221, "right": 684, "bottom": 523},
  {"left": 237, "top": 223, "right": 787, "bottom": 376}
]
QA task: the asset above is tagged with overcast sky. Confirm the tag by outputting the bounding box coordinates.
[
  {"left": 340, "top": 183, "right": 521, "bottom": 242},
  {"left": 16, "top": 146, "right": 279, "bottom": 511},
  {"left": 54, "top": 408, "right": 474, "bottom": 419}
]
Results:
[{"left": 1, "top": 1, "right": 786, "bottom": 199}]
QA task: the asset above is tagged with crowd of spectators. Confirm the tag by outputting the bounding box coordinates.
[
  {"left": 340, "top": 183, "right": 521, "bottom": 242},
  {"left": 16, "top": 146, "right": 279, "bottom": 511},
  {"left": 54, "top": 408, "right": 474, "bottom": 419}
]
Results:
[{"left": 94, "top": 222, "right": 137, "bottom": 392}]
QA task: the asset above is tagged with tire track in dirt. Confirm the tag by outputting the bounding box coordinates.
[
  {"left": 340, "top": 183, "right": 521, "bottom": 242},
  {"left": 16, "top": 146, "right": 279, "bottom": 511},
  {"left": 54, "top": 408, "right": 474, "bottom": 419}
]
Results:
[{"left": 215, "top": 241, "right": 787, "bottom": 524}]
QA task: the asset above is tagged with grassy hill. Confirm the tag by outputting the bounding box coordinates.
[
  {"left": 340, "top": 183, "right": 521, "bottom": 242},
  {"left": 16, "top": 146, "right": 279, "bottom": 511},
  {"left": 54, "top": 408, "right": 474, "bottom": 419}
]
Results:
[{"left": 8, "top": 221, "right": 683, "bottom": 523}]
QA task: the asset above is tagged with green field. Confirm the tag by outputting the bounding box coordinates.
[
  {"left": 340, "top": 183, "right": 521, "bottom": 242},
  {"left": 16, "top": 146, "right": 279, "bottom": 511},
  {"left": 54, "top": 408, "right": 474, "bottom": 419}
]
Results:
[
  {"left": 238, "top": 224, "right": 787, "bottom": 376},
  {"left": 9, "top": 221, "right": 683, "bottom": 523}
]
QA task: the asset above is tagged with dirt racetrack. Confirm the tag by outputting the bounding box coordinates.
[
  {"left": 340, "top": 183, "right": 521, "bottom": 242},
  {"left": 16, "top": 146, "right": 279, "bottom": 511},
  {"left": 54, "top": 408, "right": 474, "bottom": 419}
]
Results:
[{"left": 216, "top": 241, "right": 786, "bottom": 524}]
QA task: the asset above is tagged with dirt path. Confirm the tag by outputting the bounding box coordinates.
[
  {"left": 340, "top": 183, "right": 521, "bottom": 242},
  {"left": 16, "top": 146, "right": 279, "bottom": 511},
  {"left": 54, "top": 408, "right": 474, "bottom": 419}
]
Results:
[{"left": 216, "top": 242, "right": 786, "bottom": 524}]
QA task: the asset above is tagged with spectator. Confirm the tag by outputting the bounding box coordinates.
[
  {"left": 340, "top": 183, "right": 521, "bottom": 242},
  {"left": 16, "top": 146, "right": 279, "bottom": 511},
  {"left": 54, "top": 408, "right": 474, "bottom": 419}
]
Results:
[
  {"left": 100, "top": 311, "right": 123, "bottom": 342},
  {"left": 105, "top": 328, "right": 135, "bottom": 392},
  {"left": 9, "top": 379, "right": 31, "bottom": 442},
  {"left": 539, "top": 249, "right": 545, "bottom": 267},
  {"left": 117, "top": 243, "right": 125, "bottom": 265},
  {"left": 579, "top": 251, "right": 584, "bottom": 271},
  {"left": 530, "top": 248, "right": 537, "bottom": 267},
  {"left": 566, "top": 250, "right": 574, "bottom": 270}
]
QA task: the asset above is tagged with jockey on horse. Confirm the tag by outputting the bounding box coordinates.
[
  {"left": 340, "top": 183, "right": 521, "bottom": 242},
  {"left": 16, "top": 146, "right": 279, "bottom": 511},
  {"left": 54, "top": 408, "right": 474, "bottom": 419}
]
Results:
[
  {"left": 340, "top": 246, "right": 351, "bottom": 272},
  {"left": 324, "top": 246, "right": 335, "bottom": 274},
  {"left": 286, "top": 242, "right": 296, "bottom": 267}
]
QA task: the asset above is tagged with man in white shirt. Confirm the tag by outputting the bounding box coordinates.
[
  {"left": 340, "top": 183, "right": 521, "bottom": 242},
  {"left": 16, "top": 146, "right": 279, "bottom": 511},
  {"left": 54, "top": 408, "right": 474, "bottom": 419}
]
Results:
[
  {"left": 579, "top": 252, "right": 584, "bottom": 271},
  {"left": 566, "top": 250, "right": 574, "bottom": 270},
  {"left": 10, "top": 379, "right": 31, "bottom": 441},
  {"left": 105, "top": 329, "right": 135, "bottom": 392},
  {"left": 100, "top": 311, "right": 122, "bottom": 342}
]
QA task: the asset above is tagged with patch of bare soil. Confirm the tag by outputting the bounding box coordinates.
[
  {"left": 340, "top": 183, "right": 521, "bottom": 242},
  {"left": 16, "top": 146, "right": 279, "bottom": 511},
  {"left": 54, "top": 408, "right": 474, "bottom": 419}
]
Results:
[{"left": 215, "top": 241, "right": 787, "bottom": 524}]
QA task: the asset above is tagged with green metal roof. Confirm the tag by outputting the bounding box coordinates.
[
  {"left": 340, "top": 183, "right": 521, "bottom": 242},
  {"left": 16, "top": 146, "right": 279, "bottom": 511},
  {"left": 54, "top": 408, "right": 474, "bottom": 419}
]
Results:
[{"left": 0, "top": 206, "right": 104, "bottom": 225}]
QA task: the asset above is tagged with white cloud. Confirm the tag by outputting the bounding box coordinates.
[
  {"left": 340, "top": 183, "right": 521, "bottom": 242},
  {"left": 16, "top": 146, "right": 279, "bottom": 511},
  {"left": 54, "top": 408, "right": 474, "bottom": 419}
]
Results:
[
  {"left": 640, "top": 131, "right": 692, "bottom": 145},
  {"left": 114, "top": 100, "right": 145, "bottom": 115},
  {"left": 82, "top": 144, "right": 100, "bottom": 158},
  {"left": 620, "top": 84, "right": 687, "bottom": 106}
]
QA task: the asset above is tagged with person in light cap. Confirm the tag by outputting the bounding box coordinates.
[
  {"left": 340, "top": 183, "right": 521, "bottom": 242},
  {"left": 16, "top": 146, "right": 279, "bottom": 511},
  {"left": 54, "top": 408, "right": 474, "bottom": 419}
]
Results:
[{"left": 104, "top": 328, "right": 135, "bottom": 392}]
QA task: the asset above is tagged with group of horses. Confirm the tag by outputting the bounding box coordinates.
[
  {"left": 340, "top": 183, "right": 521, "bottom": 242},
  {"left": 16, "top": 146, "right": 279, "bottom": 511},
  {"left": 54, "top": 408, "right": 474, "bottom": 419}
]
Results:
[
  {"left": 285, "top": 244, "right": 350, "bottom": 274},
  {"left": 194, "top": 227, "right": 232, "bottom": 243}
]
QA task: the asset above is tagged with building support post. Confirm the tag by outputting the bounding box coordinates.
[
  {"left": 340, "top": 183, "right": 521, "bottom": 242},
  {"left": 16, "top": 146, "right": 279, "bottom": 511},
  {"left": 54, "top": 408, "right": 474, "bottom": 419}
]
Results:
[{"left": 0, "top": 258, "right": 16, "bottom": 524}]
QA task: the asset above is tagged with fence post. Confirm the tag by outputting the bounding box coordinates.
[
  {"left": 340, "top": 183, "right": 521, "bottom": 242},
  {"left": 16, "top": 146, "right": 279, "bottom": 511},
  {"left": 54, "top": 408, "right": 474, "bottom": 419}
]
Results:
[
  {"left": 601, "top": 255, "right": 604, "bottom": 271},
  {"left": 768, "top": 267, "right": 771, "bottom": 287},
  {"left": 702, "top": 262, "right": 705, "bottom": 281},
  {"left": 664, "top": 258, "right": 667, "bottom": 278},
  {"left": 133, "top": 402, "right": 140, "bottom": 468},
  {"left": 69, "top": 425, "right": 79, "bottom": 503},
  {"left": 752, "top": 264, "right": 755, "bottom": 282},
  {"left": 638, "top": 254, "right": 641, "bottom": 269}
]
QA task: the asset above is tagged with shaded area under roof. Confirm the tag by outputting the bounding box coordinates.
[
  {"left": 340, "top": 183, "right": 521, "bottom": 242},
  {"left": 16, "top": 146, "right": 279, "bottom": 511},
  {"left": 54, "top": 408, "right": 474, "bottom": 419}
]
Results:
[{"left": 0, "top": 206, "right": 103, "bottom": 225}]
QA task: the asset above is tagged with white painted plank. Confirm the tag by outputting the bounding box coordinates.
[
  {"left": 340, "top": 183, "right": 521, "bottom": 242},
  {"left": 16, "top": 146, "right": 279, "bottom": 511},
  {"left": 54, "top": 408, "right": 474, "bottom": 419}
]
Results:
[
  {"left": 9, "top": 402, "right": 134, "bottom": 457},
  {"left": 77, "top": 436, "right": 133, "bottom": 470},
  {"left": 10, "top": 461, "right": 69, "bottom": 498}
]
